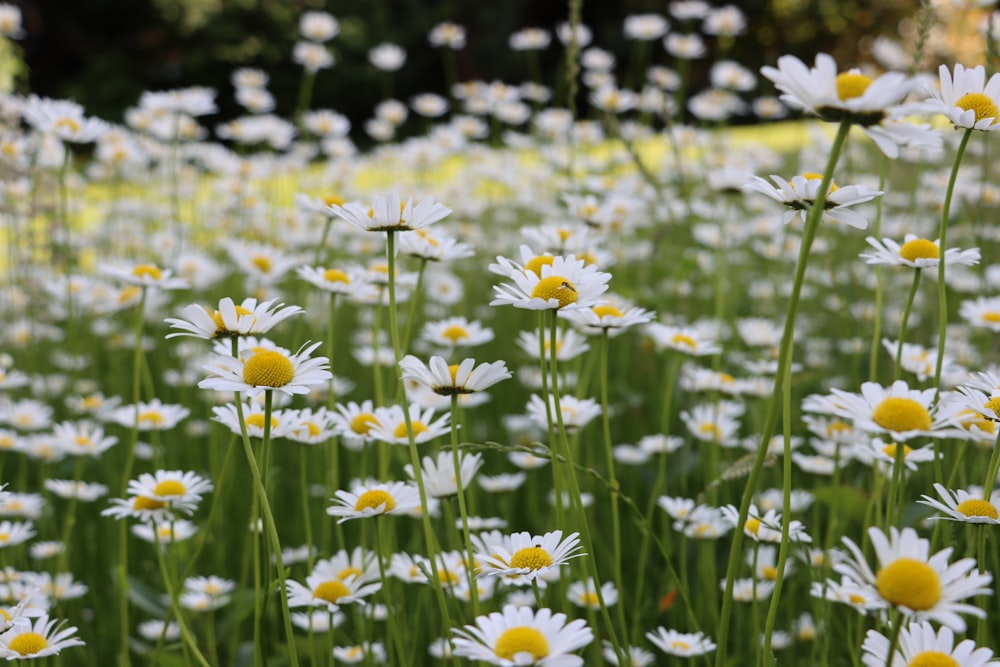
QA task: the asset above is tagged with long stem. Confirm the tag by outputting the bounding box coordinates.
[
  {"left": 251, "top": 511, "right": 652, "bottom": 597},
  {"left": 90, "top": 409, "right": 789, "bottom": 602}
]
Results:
[
  {"left": 893, "top": 269, "right": 922, "bottom": 380},
  {"left": 715, "top": 120, "right": 852, "bottom": 667},
  {"left": 933, "top": 128, "right": 973, "bottom": 395},
  {"left": 982, "top": 428, "right": 1000, "bottom": 501},
  {"left": 868, "top": 156, "right": 890, "bottom": 381},
  {"left": 450, "top": 393, "right": 480, "bottom": 618},
  {"left": 385, "top": 231, "right": 461, "bottom": 667},
  {"left": 153, "top": 528, "right": 212, "bottom": 667}
]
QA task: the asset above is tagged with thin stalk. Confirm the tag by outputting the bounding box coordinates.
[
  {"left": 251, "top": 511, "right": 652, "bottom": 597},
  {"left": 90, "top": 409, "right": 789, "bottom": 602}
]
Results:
[
  {"left": 599, "top": 330, "right": 628, "bottom": 642},
  {"left": 982, "top": 428, "right": 1000, "bottom": 501},
  {"left": 933, "top": 128, "right": 973, "bottom": 396},
  {"left": 868, "top": 157, "right": 890, "bottom": 381},
  {"left": 152, "top": 527, "right": 212, "bottom": 667},
  {"left": 714, "top": 120, "right": 852, "bottom": 667},
  {"left": 893, "top": 269, "right": 922, "bottom": 380},
  {"left": 450, "top": 393, "right": 480, "bottom": 618},
  {"left": 372, "top": 518, "right": 408, "bottom": 666}
]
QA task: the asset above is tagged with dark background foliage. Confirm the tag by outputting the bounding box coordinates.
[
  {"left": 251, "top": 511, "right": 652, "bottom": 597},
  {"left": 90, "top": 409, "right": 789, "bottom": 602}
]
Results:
[{"left": 16, "top": 0, "right": 926, "bottom": 131}]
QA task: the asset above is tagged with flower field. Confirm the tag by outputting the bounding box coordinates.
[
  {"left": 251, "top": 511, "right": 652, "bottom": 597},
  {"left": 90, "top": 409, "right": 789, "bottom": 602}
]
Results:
[{"left": 2, "top": 3, "right": 1000, "bottom": 666}]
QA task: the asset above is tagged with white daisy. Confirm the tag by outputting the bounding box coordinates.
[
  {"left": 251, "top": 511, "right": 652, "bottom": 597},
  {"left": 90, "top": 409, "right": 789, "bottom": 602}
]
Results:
[
  {"left": 0, "top": 614, "right": 85, "bottom": 659},
  {"left": 421, "top": 316, "right": 495, "bottom": 349},
  {"left": 165, "top": 297, "right": 303, "bottom": 340},
  {"left": 399, "top": 355, "right": 511, "bottom": 396},
  {"left": 959, "top": 296, "right": 1000, "bottom": 332},
  {"left": 490, "top": 254, "right": 611, "bottom": 311},
  {"left": 861, "top": 621, "right": 999, "bottom": 667},
  {"left": 919, "top": 483, "right": 1000, "bottom": 525},
  {"left": 837, "top": 526, "right": 992, "bottom": 631},
  {"left": 452, "top": 604, "right": 593, "bottom": 666},
  {"left": 476, "top": 530, "right": 584, "bottom": 583},
  {"left": 331, "top": 193, "right": 451, "bottom": 232},
  {"left": 365, "top": 404, "right": 451, "bottom": 445},
  {"left": 326, "top": 480, "right": 422, "bottom": 523},
  {"left": 743, "top": 173, "right": 882, "bottom": 229},
  {"left": 99, "top": 262, "right": 189, "bottom": 290},
  {"left": 286, "top": 558, "right": 381, "bottom": 613},
  {"left": 860, "top": 235, "right": 980, "bottom": 269},
  {"left": 645, "top": 628, "right": 716, "bottom": 657},
  {"left": 925, "top": 63, "right": 1000, "bottom": 131},
  {"left": 198, "top": 341, "right": 332, "bottom": 398},
  {"left": 829, "top": 380, "right": 966, "bottom": 441},
  {"left": 404, "top": 450, "right": 483, "bottom": 498}
]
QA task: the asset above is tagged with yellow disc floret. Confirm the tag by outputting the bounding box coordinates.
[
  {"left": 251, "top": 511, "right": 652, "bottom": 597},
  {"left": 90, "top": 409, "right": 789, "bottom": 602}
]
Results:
[
  {"left": 441, "top": 325, "right": 469, "bottom": 343},
  {"left": 323, "top": 269, "right": 351, "bottom": 283},
  {"left": 152, "top": 480, "right": 187, "bottom": 497},
  {"left": 875, "top": 557, "right": 942, "bottom": 610},
  {"left": 984, "top": 397, "right": 1000, "bottom": 418},
  {"left": 872, "top": 397, "right": 932, "bottom": 433},
  {"left": 349, "top": 413, "right": 378, "bottom": 435},
  {"left": 133, "top": 496, "right": 167, "bottom": 511},
  {"left": 211, "top": 304, "right": 256, "bottom": 332},
  {"left": 7, "top": 632, "right": 49, "bottom": 656},
  {"left": 393, "top": 420, "right": 428, "bottom": 439},
  {"left": 353, "top": 489, "right": 396, "bottom": 513},
  {"left": 242, "top": 350, "right": 295, "bottom": 388},
  {"left": 509, "top": 546, "right": 553, "bottom": 571},
  {"left": 906, "top": 652, "right": 960, "bottom": 667},
  {"left": 131, "top": 264, "right": 163, "bottom": 281},
  {"left": 246, "top": 413, "right": 279, "bottom": 430},
  {"left": 524, "top": 255, "right": 554, "bottom": 276},
  {"left": 530, "top": 276, "right": 578, "bottom": 309},
  {"left": 312, "top": 580, "right": 351, "bottom": 604},
  {"left": 836, "top": 72, "right": 873, "bottom": 101},
  {"left": 494, "top": 627, "right": 549, "bottom": 661},
  {"left": 955, "top": 499, "right": 999, "bottom": 520},
  {"left": 898, "top": 238, "right": 939, "bottom": 262},
  {"left": 593, "top": 305, "right": 623, "bottom": 318},
  {"left": 956, "top": 92, "right": 999, "bottom": 124}
]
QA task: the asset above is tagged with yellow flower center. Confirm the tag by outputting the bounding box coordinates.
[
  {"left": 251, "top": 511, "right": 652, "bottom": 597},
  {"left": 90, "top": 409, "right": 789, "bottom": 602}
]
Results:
[
  {"left": 54, "top": 117, "right": 82, "bottom": 134},
  {"left": 242, "top": 350, "right": 295, "bottom": 388},
  {"left": 441, "top": 325, "right": 469, "bottom": 343},
  {"left": 762, "top": 566, "right": 778, "bottom": 580},
  {"left": 670, "top": 333, "right": 697, "bottom": 350},
  {"left": 322, "top": 194, "right": 345, "bottom": 207},
  {"left": 131, "top": 264, "right": 163, "bottom": 281},
  {"left": 509, "top": 546, "right": 553, "bottom": 571},
  {"left": 250, "top": 255, "right": 272, "bottom": 274},
  {"left": 349, "top": 413, "right": 378, "bottom": 435},
  {"left": 984, "top": 312, "right": 1000, "bottom": 323},
  {"left": 153, "top": 480, "right": 187, "bottom": 496},
  {"left": 593, "top": 305, "right": 623, "bottom": 318},
  {"left": 353, "top": 489, "right": 396, "bottom": 513},
  {"left": 524, "top": 255, "right": 554, "bottom": 276},
  {"left": 827, "top": 420, "right": 851, "bottom": 437},
  {"left": 580, "top": 591, "right": 600, "bottom": 606},
  {"left": 210, "top": 304, "right": 255, "bottom": 331},
  {"left": 530, "top": 276, "right": 578, "bottom": 308},
  {"left": 955, "top": 499, "right": 999, "bottom": 519},
  {"left": 848, "top": 593, "right": 867, "bottom": 605},
  {"left": 119, "top": 286, "right": 141, "bottom": 304},
  {"left": 985, "top": 397, "right": 1000, "bottom": 418},
  {"left": 7, "top": 632, "right": 49, "bottom": 656},
  {"left": 899, "top": 239, "right": 939, "bottom": 262},
  {"left": 323, "top": 269, "right": 351, "bottom": 283},
  {"left": 872, "top": 397, "right": 932, "bottom": 433},
  {"left": 448, "top": 364, "right": 460, "bottom": 383},
  {"left": 301, "top": 421, "right": 321, "bottom": 437},
  {"left": 836, "top": 72, "right": 873, "bottom": 101},
  {"left": 671, "top": 640, "right": 691, "bottom": 650},
  {"left": 133, "top": 496, "right": 167, "bottom": 511},
  {"left": 393, "top": 420, "right": 428, "bottom": 439},
  {"left": 906, "top": 652, "right": 959, "bottom": 667},
  {"left": 337, "top": 567, "right": 363, "bottom": 581},
  {"left": 246, "top": 414, "right": 280, "bottom": 430},
  {"left": 875, "top": 557, "right": 942, "bottom": 610},
  {"left": 745, "top": 518, "right": 762, "bottom": 535},
  {"left": 312, "top": 580, "right": 351, "bottom": 604},
  {"left": 958, "top": 410, "right": 995, "bottom": 434},
  {"left": 494, "top": 627, "right": 549, "bottom": 661},
  {"left": 956, "top": 92, "right": 999, "bottom": 124},
  {"left": 882, "top": 443, "right": 913, "bottom": 459},
  {"left": 137, "top": 410, "right": 164, "bottom": 425}
]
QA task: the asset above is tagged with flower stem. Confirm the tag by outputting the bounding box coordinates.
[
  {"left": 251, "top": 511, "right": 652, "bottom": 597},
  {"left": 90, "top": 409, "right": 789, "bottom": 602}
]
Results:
[
  {"left": 893, "top": 269, "right": 922, "bottom": 380},
  {"left": 152, "top": 527, "right": 212, "bottom": 667},
  {"left": 868, "top": 156, "right": 889, "bottom": 381},
  {"left": 933, "top": 127, "right": 973, "bottom": 396},
  {"left": 982, "top": 428, "right": 1000, "bottom": 501},
  {"left": 385, "top": 231, "right": 461, "bottom": 667},
  {"left": 714, "top": 119, "right": 852, "bottom": 667},
  {"left": 450, "top": 393, "right": 480, "bottom": 618}
]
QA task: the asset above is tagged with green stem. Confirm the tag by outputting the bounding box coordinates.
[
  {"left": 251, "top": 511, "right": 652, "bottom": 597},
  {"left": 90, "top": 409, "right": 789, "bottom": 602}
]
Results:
[
  {"left": 401, "top": 258, "right": 427, "bottom": 355},
  {"left": 372, "top": 518, "right": 407, "bottom": 666},
  {"left": 982, "top": 428, "right": 1000, "bottom": 501},
  {"left": 868, "top": 157, "right": 889, "bottom": 381},
  {"left": 152, "top": 527, "right": 212, "bottom": 667},
  {"left": 714, "top": 119, "right": 852, "bottom": 667},
  {"left": 599, "top": 330, "right": 628, "bottom": 643},
  {"left": 893, "top": 269, "right": 922, "bottom": 380},
  {"left": 385, "top": 231, "right": 461, "bottom": 667},
  {"left": 450, "top": 393, "right": 480, "bottom": 618},
  {"left": 933, "top": 128, "right": 973, "bottom": 396}
]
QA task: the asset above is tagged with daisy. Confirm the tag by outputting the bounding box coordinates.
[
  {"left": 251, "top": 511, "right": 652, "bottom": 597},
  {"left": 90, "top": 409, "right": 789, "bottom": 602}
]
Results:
[
  {"left": 333, "top": 642, "right": 387, "bottom": 664},
  {"left": 525, "top": 394, "right": 601, "bottom": 433},
  {"left": 365, "top": 404, "right": 451, "bottom": 445},
  {"left": 291, "top": 610, "right": 345, "bottom": 632},
  {"left": 645, "top": 628, "right": 717, "bottom": 657},
  {"left": 515, "top": 327, "right": 590, "bottom": 361},
  {"left": 478, "top": 473, "right": 527, "bottom": 493},
  {"left": 42, "top": 480, "right": 108, "bottom": 502},
  {"left": 199, "top": 341, "right": 332, "bottom": 398},
  {"left": 919, "top": 483, "right": 1000, "bottom": 525},
  {"left": 421, "top": 317, "right": 494, "bottom": 348},
  {"left": 837, "top": 526, "right": 992, "bottom": 631},
  {"left": 452, "top": 605, "right": 593, "bottom": 666},
  {"left": 210, "top": 402, "right": 299, "bottom": 440},
  {"left": 559, "top": 303, "right": 655, "bottom": 335},
  {"left": 0, "top": 521, "right": 35, "bottom": 549},
  {"left": 603, "top": 642, "right": 656, "bottom": 667},
  {"left": 286, "top": 559, "right": 381, "bottom": 613},
  {"left": 99, "top": 262, "right": 189, "bottom": 290},
  {"left": 0, "top": 614, "right": 85, "bottom": 659},
  {"left": 296, "top": 265, "right": 358, "bottom": 295},
  {"left": 566, "top": 578, "right": 617, "bottom": 610},
  {"left": 19, "top": 572, "right": 87, "bottom": 601},
  {"left": 925, "top": 63, "right": 1000, "bottom": 131},
  {"left": 331, "top": 193, "right": 451, "bottom": 232},
  {"left": 51, "top": 420, "right": 118, "bottom": 457},
  {"left": 829, "top": 380, "right": 966, "bottom": 441},
  {"left": 165, "top": 297, "right": 303, "bottom": 340},
  {"left": 331, "top": 400, "right": 380, "bottom": 447},
  {"left": 180, "top": 576, "right": 236, "bottom": 612},
  {"left": 136, "top": 619, "right": 181, "bottom": 642},
  {"left": 125, "top": 470, "right": 213, "bottom": 507},
  {"left": 490, "top": 254, "right": 611, "bottom": 311},
  {"left": 106, "top": 399, "right": 189, "bottom": 431},
  {"left": 285, "top": 407, "right": 338, "bottom": 444},
  {"left": 860, "top": 235, "right": 980, "bottom": 269},
  {"left": 720, "top": 504, "right": 812, "bottom": 543},
  {"left": 476, "top": 530, "right": 584, "bottom": 583},
  {"left": 397, "top": 229, "right": 473, "bottom": 262},
  {"left": 399, "top": 355, "right": 511, "bottom": 396},
  {"left": 132, "top": 520, "right": 199, "bottom": 544},
  {"left": 404, "top": 450, "right": 483, "bottom": 498},
  {"left": 679, "top": 403, "right": 742, "bottom": 446},
  {"left": 326, "top": 480, "right": 422, "bottom": 523},
  {"left": 645, "top": 323, "right": 721, "bottom": 356},
  {"left": 861, "top": 621, "right": 999, "bottom": 667},
  {"left": 743, "top": 173, "right": 882, "bottom": 229},
  {"left": 959, "top": 296, "right": 1000, "bottom": 332}
]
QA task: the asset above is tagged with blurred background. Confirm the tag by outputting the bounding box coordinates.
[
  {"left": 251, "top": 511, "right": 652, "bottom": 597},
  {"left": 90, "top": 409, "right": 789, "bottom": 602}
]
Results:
[{"left": 3, "top": 0, "right": 996, "bottom": 140}]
